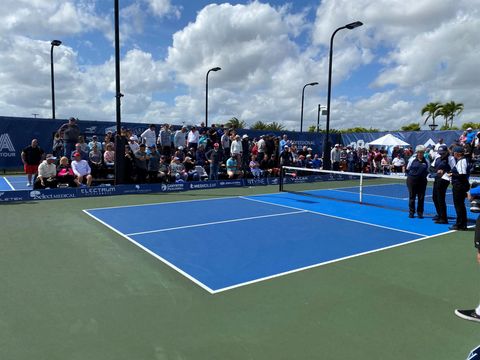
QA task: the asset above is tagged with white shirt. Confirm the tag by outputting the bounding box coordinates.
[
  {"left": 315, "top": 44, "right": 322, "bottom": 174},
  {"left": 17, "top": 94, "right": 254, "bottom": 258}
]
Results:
[
  {"left": 38, "top": 160, "right": 57, "bottom": 178},
  {"left": 257, "top": 138, "right": 266, "bottom": 153},
  {"left": 391, "top": 157, "right": 405, "bottom": 167},
  {"left": 432, "top": 154, "right": 456, "bottom": 181},
  {"left": 454, "top": 157, "right": 469, "bottom": 174},
  {"left": 129, "top": 141, "right": 140, "bottom": 153},
  {"left": 187, "top": 130, "right": 199, "bottom": 145},
  {"left": 141, "top": 128, "right": 157, "bottom": 147},
  {"left": 72, "top": 159, "right": 91, "bottom": 176},
  {"left": 230, "top": 140, "right": 242, "bottom": 155},
  {"left": 174, "top": 130, "right": 186, "bottom": 149},
  {"left": 221, "top": 133, "right": 230, "bottom": 149}
]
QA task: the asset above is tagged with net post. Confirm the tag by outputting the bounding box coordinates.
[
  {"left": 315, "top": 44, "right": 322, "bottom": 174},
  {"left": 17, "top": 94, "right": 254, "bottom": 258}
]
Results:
[
  {"left": 279, "top": 166, "right": 284, "bottom": 192},
  {"left": 359, "top": 172, "right": 363, "bottom": 204}
]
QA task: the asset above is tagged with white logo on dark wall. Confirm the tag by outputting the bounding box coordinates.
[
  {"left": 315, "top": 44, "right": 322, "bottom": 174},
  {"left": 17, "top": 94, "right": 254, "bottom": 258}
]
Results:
[{"left": 0, "top": 133, "right": 16, "bottom": 157}]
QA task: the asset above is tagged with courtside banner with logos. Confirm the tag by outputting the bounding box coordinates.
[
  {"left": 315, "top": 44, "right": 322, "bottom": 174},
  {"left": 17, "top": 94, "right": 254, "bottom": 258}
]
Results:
[
  {"left": 0, "top": 178, "right": 285, "bottom": 203},
  {"left": 341, "top": 130, "right": 464, "bottom": 150},
  {"left": 0, "top": 116, "right": 337, "bottom": 170}
]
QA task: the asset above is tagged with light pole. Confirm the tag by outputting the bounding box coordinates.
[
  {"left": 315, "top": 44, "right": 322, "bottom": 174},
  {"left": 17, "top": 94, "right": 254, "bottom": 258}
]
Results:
[
  {"left": 300, "top": 82, "right": 318, "bottom": 133},
  {"left": 50, "top": 39, "right": 62, "bottom": 119},
  {"left": 316, "top": 104, "right": 322, "bottom": 132},
  {"left": 323, "top": 21, "right": 363, "bottom": 170},
  {"left": 205, "top": 67, "right": 221, "bottom": 127},
  {"left": 113, "top": 0, "right": 126, "bottom": 185}
]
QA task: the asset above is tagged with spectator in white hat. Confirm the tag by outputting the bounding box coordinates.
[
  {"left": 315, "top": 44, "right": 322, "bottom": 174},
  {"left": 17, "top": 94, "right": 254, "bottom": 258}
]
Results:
[{"left": 34, "top": 154, "right": 58, "bottom": 189}]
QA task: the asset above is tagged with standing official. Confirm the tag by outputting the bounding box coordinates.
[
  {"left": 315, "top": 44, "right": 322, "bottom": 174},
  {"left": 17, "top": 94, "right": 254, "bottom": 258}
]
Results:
[
  {"left": 406, "top": 145, "right": 430, "bottom": 218},
  {"left": 449, "top": 146, "right": 470, "bottom": 230},
  {"left": 431, "top": 145, "right": 455, "bottom": 224},
  {"left": 455, "top": 185, "right": 480, "bottom": 322}
]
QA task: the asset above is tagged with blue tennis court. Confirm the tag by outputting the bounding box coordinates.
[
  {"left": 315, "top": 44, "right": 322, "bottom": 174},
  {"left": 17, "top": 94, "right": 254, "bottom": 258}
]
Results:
[
  {"left": 84, "top": 188, "right": 453, "bottom": 294},
  {"left": 0, "top": 175, "right": 31, "bottom": 191}
]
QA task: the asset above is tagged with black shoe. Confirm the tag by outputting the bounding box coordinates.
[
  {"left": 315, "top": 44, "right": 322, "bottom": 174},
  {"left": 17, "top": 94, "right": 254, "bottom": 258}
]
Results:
[
  {"left": 408, "top": 213, "right": 414, "bottom": 218},
  {"left": 432, "top": 216, "right": 439, "bottom": 221},
  {"left": 449, "top": 225, "right": 468, "bottom": 231},
  {"left": 417, "top": 213, "right": 424, "bottom": 219},
  {"left": 455, "top": 309, "right": 480, "bottom": 323},
  {"left": 435, "top": 219, "right": 449, "bottom": 224}
]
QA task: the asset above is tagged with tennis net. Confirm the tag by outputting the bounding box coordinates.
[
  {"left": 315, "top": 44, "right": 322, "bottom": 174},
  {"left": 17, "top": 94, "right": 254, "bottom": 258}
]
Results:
[{"left": 279, "top": 166, "right": 465, "bottom": 219}]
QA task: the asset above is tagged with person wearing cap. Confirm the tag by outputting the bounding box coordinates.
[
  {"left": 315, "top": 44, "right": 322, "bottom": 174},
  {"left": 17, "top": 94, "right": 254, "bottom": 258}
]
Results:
[
  {"left": 449, "top": 145, "right": 470, "bottom": 230},
  {"left": 58, "top": 117, "right": 80, "bottom": 157},
  {"left": 128, "top": 135, "right": 140, "bottom": 153},
  {"left": 466, "top": 127, "right": 477, "bottom": 145},
  {"left": 431, "top": 145, "right": 456, "bottom": 224},
  {"left": 34, "top": 154, "right": 58, "bottom": 189},
  {"left": 70, "top": 142, "right": 88, "bottom": 161},
  {"left": 330, "top": 144, "right": 341, "bottom": 171},
  {"left": 169, "top": 157, "right": 187, "bottom": 182},
  {"left": 71, "top": 152, "right": 92, "bottom": 187},
  {"left": 406, "top": 145, "right": 430, "bottom": 218},
  {"left": 391, "top": 153, "right": 406, "bottom": 174},
  {"left": 88, "top": 135, "right": 103, "bottom": 152},
  {"left": 279, "top": 145, "right": 293, "bottom": 167}
]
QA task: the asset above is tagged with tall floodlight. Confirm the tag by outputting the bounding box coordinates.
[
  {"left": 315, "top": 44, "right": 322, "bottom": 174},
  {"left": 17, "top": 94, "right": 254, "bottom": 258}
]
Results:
[
  {"left": 323, "top": 21, "right": 363, "bottom": 170},
  {"left": 50, "top": 40, "right": 62, "bottom": 119},
  {"left": 300, "top": 82, "right": 319, "bottom": 133},
  {"left": 205, "top": 67, "right": 221, "bottom": 127}
]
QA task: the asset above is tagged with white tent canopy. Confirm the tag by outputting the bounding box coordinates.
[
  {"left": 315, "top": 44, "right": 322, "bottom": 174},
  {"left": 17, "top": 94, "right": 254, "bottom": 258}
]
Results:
[{"left": 368, "top": 134, "right": 410, "bottom": 147}]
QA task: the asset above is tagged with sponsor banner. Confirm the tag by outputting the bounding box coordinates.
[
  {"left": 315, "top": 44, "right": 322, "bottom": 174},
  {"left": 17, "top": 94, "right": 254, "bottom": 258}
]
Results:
[
  {"left": 245, "top": 178, "right": 268, "bottom": 186},
  {"left": 0, "top": 177, "right": 283, "bottom": 203}
]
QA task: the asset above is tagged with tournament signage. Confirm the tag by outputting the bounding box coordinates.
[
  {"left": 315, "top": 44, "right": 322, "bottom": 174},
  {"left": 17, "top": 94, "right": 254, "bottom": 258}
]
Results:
[
  {"left": 0, "top": 178, "right": 281, "bottom": 203},
  {"left": 0, "top": 116, "right": 336, "bottom": 170}
]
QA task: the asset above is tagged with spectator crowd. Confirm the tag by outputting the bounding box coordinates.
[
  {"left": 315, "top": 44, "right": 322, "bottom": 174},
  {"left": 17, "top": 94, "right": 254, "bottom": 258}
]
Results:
[{"left": 21, "top": 117, "right": 480, "bottom": 190}]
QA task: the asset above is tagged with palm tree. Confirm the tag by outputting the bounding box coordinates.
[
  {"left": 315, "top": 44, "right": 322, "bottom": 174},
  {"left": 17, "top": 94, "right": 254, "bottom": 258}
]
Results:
[
  {"left": 265, "top": 122, "right": 285, "bottom": 131},
  {"left": 421, "top": 102, "right": 442, "bottom": 129},
  {"left": 224, "top": 117, "right": 246, "bottom": 129},
  {"left": 250, "top": 121, "right": 268, "bottom": 130},
  {"left": 438, "top": 101, "right": 464, "bottom": 128}
]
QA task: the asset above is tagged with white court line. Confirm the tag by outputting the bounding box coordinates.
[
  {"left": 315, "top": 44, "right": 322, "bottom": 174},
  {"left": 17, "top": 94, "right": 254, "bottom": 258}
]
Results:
[
  {"left": 83, "top": 194, "right": 243, "bottom": 212},
  {"left": 211, "top": 229, "right": 457, "bottom": 294},
  {"left": 126, "top": 210, "right": 306, "bottom": 236},
  {"left": 82, "top": 209, "right": 217, "bottom": 294},
  {"left": 84, "top": 195, "right": 462, "bottom": 295},
  {"left": 2, "top": 177, "right": 15, "bottom": 190},
  {"left": 328, "top": 188, "right": 407, "bottom": 201},
  {"left": 240, "top": 196, "right": 428, "bottom": 237}
]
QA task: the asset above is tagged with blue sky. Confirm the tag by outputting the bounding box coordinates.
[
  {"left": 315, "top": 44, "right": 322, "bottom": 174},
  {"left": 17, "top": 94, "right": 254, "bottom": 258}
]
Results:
[{"left": 0, "top": 0, "right": 478, "bottom": 131}]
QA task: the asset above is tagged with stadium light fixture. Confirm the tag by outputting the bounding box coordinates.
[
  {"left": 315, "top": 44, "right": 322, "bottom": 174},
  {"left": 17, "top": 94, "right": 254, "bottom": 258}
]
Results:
[
  {"left": 300, "top": 82, "right": 319, "bottom": 133},
  {"left": 323, "top": 21, "right": 363, "bottom": 169},
  {"left": 50, "top": 40, "right": 62, "bottom": 119},
  {"left": 205, "top": 67, "right": 222, "bottom": 127}
]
